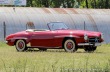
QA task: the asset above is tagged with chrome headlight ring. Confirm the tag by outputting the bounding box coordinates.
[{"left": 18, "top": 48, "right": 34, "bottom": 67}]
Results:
[{"left": 84, "top": 33, "right": 88, "bottom": 41}]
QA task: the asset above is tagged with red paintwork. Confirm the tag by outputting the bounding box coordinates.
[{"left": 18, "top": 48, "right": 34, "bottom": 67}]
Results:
[{"left": 6, "top": 29, "right": 103, "bottom": 49}]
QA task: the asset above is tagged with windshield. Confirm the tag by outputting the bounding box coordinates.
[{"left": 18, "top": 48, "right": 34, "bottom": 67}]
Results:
[{"left": 48, "top": 22, "right": 69, "bottom": 31}]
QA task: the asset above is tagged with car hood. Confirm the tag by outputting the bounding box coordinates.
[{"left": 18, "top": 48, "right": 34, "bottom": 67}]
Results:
[{"left": 58, "top": 30, "right": 101, "bottom": 37}]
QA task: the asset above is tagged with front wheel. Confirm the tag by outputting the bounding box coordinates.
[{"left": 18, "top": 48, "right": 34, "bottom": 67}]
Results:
[
  {"left": 63, "top": 39, "right": 77, "bottom": 52},
  {"left": 15, "top": 40, "right": 28, "bottom": 52}
]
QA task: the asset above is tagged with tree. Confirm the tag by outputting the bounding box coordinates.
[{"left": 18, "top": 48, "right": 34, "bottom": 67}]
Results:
[
  {"left": 85, "top": 0, "right": 88, "bottom": 8},
  {"left": 94, "top": 0, "right": 96, "bottom": 8},
  {"left": 105, "top": 0, "right": 109, "bottom": 8},
  {"left": 27, "top": 0, "right": 33, "bottom": 7},
  {"left": 1, "top": 0, "right": 110, "bottom": 9}
]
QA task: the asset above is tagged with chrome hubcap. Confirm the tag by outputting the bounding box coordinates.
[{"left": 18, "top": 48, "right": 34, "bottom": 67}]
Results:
[
  {"left": 18, "top": 42, "right": 24, "bottom": 49},
  {"left": 66, "top": 42, "right": 73, "bottom": 49}
]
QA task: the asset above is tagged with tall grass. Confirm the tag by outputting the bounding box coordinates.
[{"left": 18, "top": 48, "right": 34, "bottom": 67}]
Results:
[
  {"left": 60, "top": 59, "right": 110, "bottom": 72},
  {"left": 1, "top": 59, "right": 105, "bottom": 72},
  {"left": 0, "top": 42, "right": 110, "bottom": 72}
]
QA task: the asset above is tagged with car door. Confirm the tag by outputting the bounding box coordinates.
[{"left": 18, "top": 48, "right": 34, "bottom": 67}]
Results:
[{"left": 30, "top": 31, "right": 56, "bottom": 47}]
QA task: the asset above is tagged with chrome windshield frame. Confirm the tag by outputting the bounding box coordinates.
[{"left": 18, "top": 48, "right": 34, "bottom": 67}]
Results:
[{"left": 47, "top": 22, "right": 69, "bottom": 31}]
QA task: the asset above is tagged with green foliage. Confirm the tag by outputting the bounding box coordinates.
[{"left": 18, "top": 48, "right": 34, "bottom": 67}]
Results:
[
  {"left": 79, "top": 0, "right": 110, "bottom": 9},
  {"left": 25, "top": 0, "right": 110, "bottom": 8},
  {"left": 1, "top": 0, "right": 110, "bottom": 8}
]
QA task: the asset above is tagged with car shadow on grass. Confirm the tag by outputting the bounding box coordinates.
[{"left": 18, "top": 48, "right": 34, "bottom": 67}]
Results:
[
  {"left": 76, "top": 51, "right": 104, "bottom": 54},
  {"left": 26, "top": 49, "right": 65, "bottom": 53},
  {"left": 25, "top": 48, "right": 104, "bottom": 54}
]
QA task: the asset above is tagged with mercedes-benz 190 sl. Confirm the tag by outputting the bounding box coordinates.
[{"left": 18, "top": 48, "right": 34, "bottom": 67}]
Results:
[{"left": 6, "top": 22, "right": 104, "bottom": 52}]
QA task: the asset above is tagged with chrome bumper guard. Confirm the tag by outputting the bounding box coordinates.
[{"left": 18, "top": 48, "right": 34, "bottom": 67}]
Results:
[{"left": 78, "top": 43, "right": 101, "bottom": 46}]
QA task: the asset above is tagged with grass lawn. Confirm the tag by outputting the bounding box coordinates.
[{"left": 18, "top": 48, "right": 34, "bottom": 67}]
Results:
[{"left": 0, "top": 42, "right": 110, "bottom": 72}]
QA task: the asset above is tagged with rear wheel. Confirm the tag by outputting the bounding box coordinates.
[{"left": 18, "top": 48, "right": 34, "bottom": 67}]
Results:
[
  {"left": 84, "top": 46, "right": 97, "bottom": 52},
  {"left": 15, "top": 40, "right": 28, "bottom": 52},
  {"left": 63, "top": 39, "right": 77, "bottom": 52}
]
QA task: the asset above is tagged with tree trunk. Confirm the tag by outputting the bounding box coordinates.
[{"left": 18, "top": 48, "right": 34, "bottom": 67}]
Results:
[
  {"left": 54, "top": 0, "right": 62, "bottom": 8},
  {"left": 105, "top": 0, "right": 109, "bottom": 9},
  {"left": 85, "top": 0, "right": 88, "bottom": 8},
  {"left": 27, "top": 0, "right": 33, "bottom": 7},
  {"left": 41, "top": 0, "right": 49, "bottom": 7},
  {"left": 67, "top": 1, "right": 69, "bottom": 8},
  {"left": 30, "top": 0, "right": 33, "bottom": 7},
  {"left": 94, "top": 0, "right": 96, "bottom": 8}
]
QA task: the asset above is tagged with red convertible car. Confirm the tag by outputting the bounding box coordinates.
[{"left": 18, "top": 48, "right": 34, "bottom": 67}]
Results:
[{"left": 6, "top": 22, "right": 104, "bottom": 52}]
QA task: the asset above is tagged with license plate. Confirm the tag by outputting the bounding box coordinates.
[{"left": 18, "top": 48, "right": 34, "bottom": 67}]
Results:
[{"left": 95, "top": 43, "right": 101, "bottom": 46}]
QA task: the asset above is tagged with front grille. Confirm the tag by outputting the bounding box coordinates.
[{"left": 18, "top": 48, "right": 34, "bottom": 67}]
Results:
[{"left": 88, "top": 37, "right": 100, "bottom": 43}]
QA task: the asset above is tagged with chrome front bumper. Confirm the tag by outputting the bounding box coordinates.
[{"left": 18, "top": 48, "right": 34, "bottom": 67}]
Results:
[{"left": 78, "top": 43, "right": 101, "bottom": 46}]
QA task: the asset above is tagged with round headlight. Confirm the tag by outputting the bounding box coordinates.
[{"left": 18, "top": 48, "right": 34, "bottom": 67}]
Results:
[{"left": 84, "top": 34, "right": 88, "bottom": 41}]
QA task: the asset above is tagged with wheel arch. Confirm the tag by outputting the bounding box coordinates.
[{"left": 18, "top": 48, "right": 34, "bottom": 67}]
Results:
[
  {"left": 62, "top": 37, "right": 77, "bottom": 48},
  {"left": 15, "top": 39, "right": 28, "bottom": 52},
  {"left": 14, "top": 39, "right": 27, "bottom": 45}
]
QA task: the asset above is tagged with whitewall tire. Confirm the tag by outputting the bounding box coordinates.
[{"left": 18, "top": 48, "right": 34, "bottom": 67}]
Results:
[
  {"left": 15, "top": 40, "right": 28, "bottom": 52},
  {"left": 64, "top": 39, "right": 77, "bottom": 52}
]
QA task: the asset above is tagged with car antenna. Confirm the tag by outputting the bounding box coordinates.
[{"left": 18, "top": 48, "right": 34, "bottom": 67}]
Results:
[{"left": 84, "top": 21, "right": 86, "bottom": 30}]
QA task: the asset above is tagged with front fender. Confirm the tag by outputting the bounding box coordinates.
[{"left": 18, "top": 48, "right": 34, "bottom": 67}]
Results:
[
  {"left": 54, "top": 35, "right": 81, "bottom": 47},
  {"left": 54, "top": 35, "right": 80, "bottom": 38}
]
